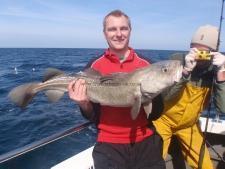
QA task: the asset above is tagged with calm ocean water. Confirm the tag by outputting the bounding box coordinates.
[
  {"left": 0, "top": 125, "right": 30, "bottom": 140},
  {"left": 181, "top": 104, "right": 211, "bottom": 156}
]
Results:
[{"left": 0, "top": 48, "right": 184, "bottom": 169}]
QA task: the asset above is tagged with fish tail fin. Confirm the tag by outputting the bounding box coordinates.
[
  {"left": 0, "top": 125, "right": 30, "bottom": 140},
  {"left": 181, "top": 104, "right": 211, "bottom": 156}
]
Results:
[{"left": 8, "top": 83, "right": 39, "bottom": 108}]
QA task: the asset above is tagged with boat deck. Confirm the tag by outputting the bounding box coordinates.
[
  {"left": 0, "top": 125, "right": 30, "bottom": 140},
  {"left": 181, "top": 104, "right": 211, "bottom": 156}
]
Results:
[{"left": 51, "top": 117, "right": 225, "bottom": 169}]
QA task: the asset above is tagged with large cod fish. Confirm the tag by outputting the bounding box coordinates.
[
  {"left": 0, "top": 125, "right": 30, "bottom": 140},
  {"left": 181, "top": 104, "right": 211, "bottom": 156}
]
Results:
[{"left": 8, "top": 60, "right": 183, "bottom": 119}]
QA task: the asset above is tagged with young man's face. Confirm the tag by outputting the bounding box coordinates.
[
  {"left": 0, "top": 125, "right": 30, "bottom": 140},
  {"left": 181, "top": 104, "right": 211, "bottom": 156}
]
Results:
[{"left": 104, "top": 15, "right": 131, "bottom": 52}]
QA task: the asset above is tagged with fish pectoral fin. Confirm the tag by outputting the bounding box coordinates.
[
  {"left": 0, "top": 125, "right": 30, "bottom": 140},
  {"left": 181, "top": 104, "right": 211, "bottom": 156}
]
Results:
[
  {"left": 45, "top": 90, "right": 65, "bottom": 102},
  {"left": 143, "top": 102, "right": 152, "bottom": 118},
  {"left": 131, "top": 95, "right": 142, "bottom": 120}
]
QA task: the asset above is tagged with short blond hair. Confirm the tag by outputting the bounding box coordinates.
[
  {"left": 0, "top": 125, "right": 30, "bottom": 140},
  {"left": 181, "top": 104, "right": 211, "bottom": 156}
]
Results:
[{"left": 103, "top": 10, "right": 131, "bottom": 32}]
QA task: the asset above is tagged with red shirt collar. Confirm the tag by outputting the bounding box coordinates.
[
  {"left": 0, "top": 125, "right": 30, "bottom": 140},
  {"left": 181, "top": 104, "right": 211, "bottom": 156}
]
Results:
[{"left": 104, "top": 47, "right": 135, "bottom": 63}]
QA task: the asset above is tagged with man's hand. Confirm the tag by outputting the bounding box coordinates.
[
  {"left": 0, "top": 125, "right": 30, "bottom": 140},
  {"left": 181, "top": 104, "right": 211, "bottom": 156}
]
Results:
[
  {"left": 184, "top": 48, "right": 198, "bottom": 72},
  {"left": 68, "top": 79, "right": 94, "bottom": 118},
  {"left": 211, "top": 52, "right": 225, "bottom": 72},
  {"left": 68, "top": 79, "right": 91, "bottom": 109}
]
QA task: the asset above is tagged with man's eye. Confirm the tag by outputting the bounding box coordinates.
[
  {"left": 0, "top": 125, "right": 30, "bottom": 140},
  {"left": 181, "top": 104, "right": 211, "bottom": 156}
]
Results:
[
  {"left": 121, "top": 27, "right": 129, "bottom": 31},
  {"left": 107, "top": 27, "right": 116, "bottom": 31}
]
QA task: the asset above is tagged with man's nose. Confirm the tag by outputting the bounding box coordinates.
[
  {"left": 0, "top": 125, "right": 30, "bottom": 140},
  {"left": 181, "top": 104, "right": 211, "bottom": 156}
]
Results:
[{"left": 116, "top": 29, "right": 122, "bottom": 36}]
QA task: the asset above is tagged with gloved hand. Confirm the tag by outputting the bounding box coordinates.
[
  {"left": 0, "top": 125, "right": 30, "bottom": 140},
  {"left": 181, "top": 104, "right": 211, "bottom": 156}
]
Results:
[
  {"left": 184, "top": 48, "right": 197, "bottom": 72},
  {"left": 211, "top": 52, "right": 225, "bottom": 72}
]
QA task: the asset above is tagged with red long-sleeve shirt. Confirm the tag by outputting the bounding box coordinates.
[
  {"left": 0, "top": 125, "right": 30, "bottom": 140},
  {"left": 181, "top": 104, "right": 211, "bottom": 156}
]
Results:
[{"left": 86, "top": 48, "right": 153, "bottom": 143}]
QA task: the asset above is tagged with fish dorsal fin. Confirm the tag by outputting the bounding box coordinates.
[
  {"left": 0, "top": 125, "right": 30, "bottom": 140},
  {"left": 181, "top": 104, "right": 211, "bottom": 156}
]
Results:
[
  {"left": 83, "top": 68, "right": 102, "bottom": 77},
  {"left": 43, "top": 68, "right": 65, "bottom": 82}
]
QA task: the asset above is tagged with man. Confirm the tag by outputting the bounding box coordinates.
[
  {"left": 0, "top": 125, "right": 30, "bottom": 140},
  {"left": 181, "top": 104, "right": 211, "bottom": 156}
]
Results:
[
  {"left": 153, "top": 25, "right": 225, "bottom": 169},
  {"left": 68, "top": 10, "right": 165, "bottom": 169}
]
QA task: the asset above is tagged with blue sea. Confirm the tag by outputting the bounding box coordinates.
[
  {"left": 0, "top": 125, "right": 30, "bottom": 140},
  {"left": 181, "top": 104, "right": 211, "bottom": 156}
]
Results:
[{"left": 0, "top": 48, "right": 194, "bottom": 169}]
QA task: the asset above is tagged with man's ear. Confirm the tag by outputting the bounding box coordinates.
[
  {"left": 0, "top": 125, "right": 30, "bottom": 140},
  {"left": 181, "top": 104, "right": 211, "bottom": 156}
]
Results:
[{"left": 103, "top": 30, "right": 106, "bottom": 38}]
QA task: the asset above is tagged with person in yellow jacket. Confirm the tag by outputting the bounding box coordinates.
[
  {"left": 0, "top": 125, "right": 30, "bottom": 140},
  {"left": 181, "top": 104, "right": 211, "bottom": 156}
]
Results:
[{"left": 153, "top": 25, "right": 225, "bottom": 169}]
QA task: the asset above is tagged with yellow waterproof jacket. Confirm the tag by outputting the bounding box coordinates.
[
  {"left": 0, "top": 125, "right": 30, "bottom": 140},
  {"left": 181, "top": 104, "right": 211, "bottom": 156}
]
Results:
[
  {"left": 162, "top": 83, "right": 210, "bottom": 129},
  {"left": 161, "top": 53, "right": 225, "bottom": 128}
]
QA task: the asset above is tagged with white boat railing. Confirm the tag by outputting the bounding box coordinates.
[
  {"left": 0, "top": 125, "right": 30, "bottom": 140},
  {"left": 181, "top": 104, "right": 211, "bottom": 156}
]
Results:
[
  {"left": 199, "top": 116, "right": 225, "bottom": 135},
  {"left": 0, "top": 121, "right": 93, "bottom": 164}
]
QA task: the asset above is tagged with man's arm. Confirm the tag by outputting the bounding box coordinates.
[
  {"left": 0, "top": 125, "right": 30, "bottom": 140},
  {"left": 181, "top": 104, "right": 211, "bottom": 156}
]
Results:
[
  {"left": 214, "top": 78, "right": 225, "bottom": 114},
  {"left": 216, "top": 71, "right": 225, "bottom": 81},
  {"left": 211, "top": 52, "right": 225, "bottom": 113},
  {"left": 212, "top": 51, "right": 225, "bottom": 82}
]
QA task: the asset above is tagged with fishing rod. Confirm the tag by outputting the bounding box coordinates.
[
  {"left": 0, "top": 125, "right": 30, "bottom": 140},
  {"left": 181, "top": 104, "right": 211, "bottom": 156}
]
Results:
[
  {"left": 198, "top": 1, "right": 224, "bottom": 168},
  {"left": 0, "top": 121, "right": 93, "bottom": 164},
  {"left": 217, "top": 0, "right": 224, "bottom": 51}
]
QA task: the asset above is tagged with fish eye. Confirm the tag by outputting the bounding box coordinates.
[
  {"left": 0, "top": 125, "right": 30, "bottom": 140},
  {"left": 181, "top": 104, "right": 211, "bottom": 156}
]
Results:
[{"left": 161, "top": 66, "right": 168, "bottom": 73}]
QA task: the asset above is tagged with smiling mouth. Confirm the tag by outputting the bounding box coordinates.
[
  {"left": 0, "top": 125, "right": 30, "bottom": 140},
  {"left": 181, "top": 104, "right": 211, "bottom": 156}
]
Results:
[
  {"left": 114, "top": 37, "right": 125, "bottom": 41},
  {"left": 114, "top": 40, "right": 125, "bottom": 44}
]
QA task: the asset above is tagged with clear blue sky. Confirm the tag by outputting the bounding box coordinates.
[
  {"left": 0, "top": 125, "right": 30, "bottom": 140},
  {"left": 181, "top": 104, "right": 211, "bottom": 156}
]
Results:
[{"left": 0, "top": 0, "right": 224, "bottom": 51}]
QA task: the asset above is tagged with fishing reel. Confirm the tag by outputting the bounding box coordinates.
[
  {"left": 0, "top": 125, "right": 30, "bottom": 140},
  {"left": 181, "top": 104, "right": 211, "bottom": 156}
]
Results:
[{"left": 196, "top": 50, "right": 212, "bottom": 61}]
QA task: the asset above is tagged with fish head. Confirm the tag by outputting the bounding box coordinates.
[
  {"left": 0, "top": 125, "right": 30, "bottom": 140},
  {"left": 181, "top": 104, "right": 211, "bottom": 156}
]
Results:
[{"left": 140, "top": 60, "right": 183, "bottom": 96}]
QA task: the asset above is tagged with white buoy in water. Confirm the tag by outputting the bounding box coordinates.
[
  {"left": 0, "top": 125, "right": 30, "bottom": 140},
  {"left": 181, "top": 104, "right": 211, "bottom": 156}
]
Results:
[{"left": 14, "top": 67, "right": 18, "bottom": 74}]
